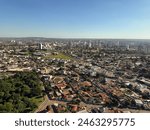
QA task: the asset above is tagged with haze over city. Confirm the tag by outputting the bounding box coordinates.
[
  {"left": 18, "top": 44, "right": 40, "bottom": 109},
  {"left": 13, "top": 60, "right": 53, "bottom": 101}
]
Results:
[{"left": 0, "top": 0, "right": 150, "bottom": 39}]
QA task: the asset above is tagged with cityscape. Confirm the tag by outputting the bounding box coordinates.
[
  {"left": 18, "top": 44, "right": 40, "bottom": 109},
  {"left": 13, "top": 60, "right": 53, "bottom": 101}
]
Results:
[
  {"left": 0, "top": 38, "right": 150, "bottom": 113},
  {"left": 0, "top": 0, "right": 150, "bottom": 113}
]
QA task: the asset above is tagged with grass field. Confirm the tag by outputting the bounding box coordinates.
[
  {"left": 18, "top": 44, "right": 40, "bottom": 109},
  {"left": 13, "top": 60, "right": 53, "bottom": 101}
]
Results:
[{"left": 45, "top": 53, "right": 72, "bottom": 60}]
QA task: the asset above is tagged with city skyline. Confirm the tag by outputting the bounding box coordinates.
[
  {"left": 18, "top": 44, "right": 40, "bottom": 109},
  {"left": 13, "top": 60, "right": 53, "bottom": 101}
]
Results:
[{"left": 0, "top": 0, "right": 150, "bottom": 39}]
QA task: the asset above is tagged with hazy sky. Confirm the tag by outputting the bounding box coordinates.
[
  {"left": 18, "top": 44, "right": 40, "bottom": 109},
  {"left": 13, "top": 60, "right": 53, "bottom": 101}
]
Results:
[{"left": 0, "top": 0, "right": 150, "bottom": 38}]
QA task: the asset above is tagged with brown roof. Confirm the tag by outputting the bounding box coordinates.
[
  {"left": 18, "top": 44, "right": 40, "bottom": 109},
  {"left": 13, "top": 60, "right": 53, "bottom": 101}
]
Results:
[
  {"left": 62, "top": 89, "right": 70, "bottom": 95},
  {"left": 80, "top": 81, "right": 92, "bottom": 87},
  {"left": 56, "top": 81, "right": 67, "bottom": 89},
  {"left": 53, "top": 77, "right": 64, "bottom": 84}
]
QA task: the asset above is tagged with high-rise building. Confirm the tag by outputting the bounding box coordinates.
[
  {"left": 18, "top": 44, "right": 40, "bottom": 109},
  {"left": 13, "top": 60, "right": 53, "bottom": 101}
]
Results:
[
  {"left": 39, "top": 43, "right": 43, "bottom": 50},
  {"left": 127, "top": 44, "right": 130, "bottom": 50}
]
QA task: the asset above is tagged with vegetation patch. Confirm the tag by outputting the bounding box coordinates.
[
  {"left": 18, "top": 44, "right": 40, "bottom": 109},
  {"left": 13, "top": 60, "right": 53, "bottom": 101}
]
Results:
[
  {"left": 45, "top": 53, "right": 72, "bottom": 60},
  {"left": 0, "top": 71, "right": 44, "bottom": 113}
]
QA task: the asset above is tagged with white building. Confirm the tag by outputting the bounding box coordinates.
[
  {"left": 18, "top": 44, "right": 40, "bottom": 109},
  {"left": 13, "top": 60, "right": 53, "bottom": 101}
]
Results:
[{"left": 39, "top": 43, "right": 43, "bottom": 50}]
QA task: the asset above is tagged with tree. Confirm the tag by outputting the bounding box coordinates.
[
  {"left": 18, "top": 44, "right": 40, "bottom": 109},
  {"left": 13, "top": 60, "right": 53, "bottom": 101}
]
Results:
[
  {"left": 32, "top": 85, "right": 42, "bottom": 96},
  {"left": 16, "top": 101, "right": 26, "bottom": 112},
  {"left": 4, "top": 102, "right": 13, "bottom": 112},
  {"left": 0, "top": 71, "right": 43, "bottom": 113},
  {"left": 22, "top": 85, "right": 31, "bottom": 96},
  {"left": 0, "top": 92, "right": 4, "bottom": 98}
]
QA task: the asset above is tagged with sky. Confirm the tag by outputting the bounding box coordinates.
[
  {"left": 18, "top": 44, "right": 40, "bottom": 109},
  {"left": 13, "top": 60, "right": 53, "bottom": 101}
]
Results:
[{"left": 0, "top": 0, "right": 150, "bottom": 38}]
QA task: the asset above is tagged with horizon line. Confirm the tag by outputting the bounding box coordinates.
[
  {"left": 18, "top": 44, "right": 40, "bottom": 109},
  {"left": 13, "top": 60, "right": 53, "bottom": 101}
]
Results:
[{"left": 0, "top": 36, "right": 150, "bottom": 40}]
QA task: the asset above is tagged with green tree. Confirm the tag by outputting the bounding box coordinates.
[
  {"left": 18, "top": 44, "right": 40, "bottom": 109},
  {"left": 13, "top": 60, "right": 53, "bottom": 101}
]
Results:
[
  {"left": 4, "top": 102, "right": 13, "bottom": 112},
  {"left": 22, "top": 85, "right": 31, "bottom": 96},
  {"left": 0, "top": 71, "right": 43, "bottom": 113},
  {"left": 16, "top": 101, "right": 26, "bottom": 112}
]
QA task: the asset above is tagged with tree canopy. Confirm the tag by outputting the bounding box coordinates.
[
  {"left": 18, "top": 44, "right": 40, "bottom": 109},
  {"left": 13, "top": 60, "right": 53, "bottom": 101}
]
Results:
[{"left": 0, "top": 71, "right": 43, "bottom": 113}]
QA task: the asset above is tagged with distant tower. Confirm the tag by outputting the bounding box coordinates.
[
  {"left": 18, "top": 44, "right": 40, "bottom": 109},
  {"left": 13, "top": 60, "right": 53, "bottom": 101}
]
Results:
[
  {"left": 89, "top": 43, "right": 92, "bottom": 48},
  {"left": 127, "top": 45, "right": 130, "bottom": 50},
  {"left": 117, "top": 41, "right": 120, "bottom": 46},
  {"left": 144, "top": 45, "right": 150, "bottom": 53},
  {"left": 39, "top": 43, "right": 43, "bottom": 50},
  {"left": 84, "top": 41, "right": 87, "bottom": 46}
]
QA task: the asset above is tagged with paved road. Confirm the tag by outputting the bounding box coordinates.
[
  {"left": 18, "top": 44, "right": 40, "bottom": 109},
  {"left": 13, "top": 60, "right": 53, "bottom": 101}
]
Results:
[
  {"left": 35, "top": 96, "right": 101, "bottom": 113},
  {"left": 35, "top": 96, "right": 68, "bottom": 113}
]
